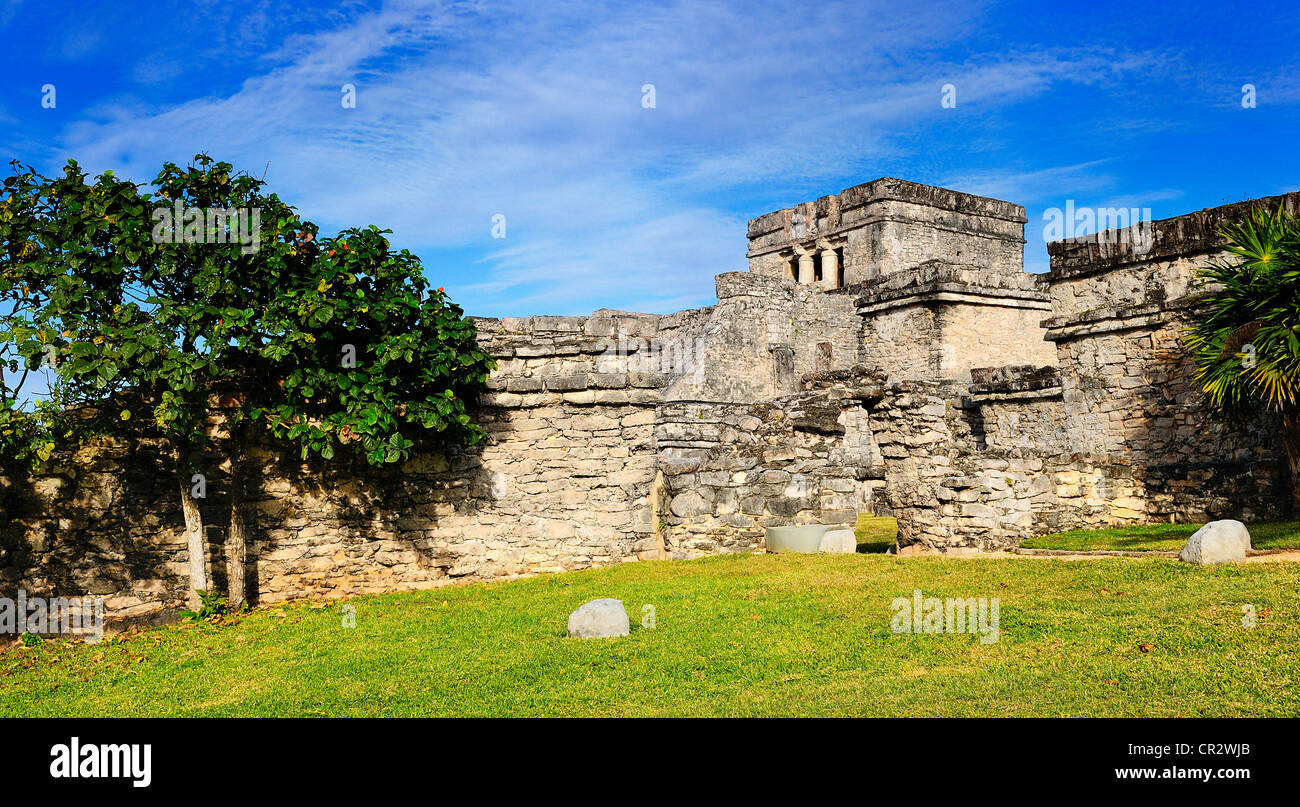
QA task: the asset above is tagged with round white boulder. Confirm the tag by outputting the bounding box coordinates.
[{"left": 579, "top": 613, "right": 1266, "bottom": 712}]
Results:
[
  {"left": 1178, "top": 520, "right": 1251, "bottom": 565},
  {"left": 819, "top": 529, "right": 857, "bottom": 554},
  {"left": 566, "top": 598, "right": 630, "bottom": 638}
]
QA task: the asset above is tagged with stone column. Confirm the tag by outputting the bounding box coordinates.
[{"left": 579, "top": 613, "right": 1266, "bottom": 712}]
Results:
[
  {"left": 820, "top": 249, "right": 839, "bottom": 290},
  {"left": 797, "top": 252, "right": 816, "bottom": 285}
]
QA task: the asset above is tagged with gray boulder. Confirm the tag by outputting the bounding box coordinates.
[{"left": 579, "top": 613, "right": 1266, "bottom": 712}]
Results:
[
  {"left": 1178, "top": 520, "right": 1251, "bottom": 565},
  {"left": 566, "top": 598, "right": 630, "bottom": 638},
  {"left": 819, "top": 529, "right": 857, "bottom": 554}
]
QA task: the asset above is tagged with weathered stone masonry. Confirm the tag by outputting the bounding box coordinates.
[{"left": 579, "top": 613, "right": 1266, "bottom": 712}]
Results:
[
  {"left": 3, "top": 177, "right": 1297, "bottom": 625},
  {"left": 876, "top": 190, "right": 1299, "bottom": 553},
  {"left": 3, "top": 311, "right": 673, "bottom": 623}
]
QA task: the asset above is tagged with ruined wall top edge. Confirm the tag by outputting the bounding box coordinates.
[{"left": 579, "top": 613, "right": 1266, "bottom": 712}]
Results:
[
  {"left": 746, "top": 177, "right": 1028, "bottom": 240},
  {"left": 1045, "top": 190, "right": 1300, "bottom": 279}
]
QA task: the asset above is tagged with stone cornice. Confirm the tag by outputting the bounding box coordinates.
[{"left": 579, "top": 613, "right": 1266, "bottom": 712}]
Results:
[
  {"left": 1041, "top": 295, "right": 1203, "bottom": 342},
  {"left": 746, "top": 214, "right": 1026, "bottom": 259},
  {"left": 857, "top": 286, "right": 1052, "bottom": 315},
  {"left": 854, "top": 262, "right": 1051, "bottom": 313}
]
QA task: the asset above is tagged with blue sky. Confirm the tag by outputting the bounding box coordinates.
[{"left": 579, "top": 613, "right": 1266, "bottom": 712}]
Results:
[{"left": 2, "top": 0, "right": 1298, "bottom": 318}]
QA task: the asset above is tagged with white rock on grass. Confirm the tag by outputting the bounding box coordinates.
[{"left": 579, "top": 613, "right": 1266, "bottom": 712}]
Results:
[
  {"left": 819, "top": 529, "right": 857, "bottom": 554},
  {"left": 1178, "top": 520, "right": 1251, "bottom": 565},
  {"left": 566, "top": 598, "right": 630, "bottom": 638}
]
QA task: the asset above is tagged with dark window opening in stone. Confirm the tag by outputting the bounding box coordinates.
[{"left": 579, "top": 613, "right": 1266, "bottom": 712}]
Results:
[
  {"left": 961, "top": 406, "right": 988, "bottom": 451},
  {"left": 813, "top": 260, "right": 823, "bottom": 283},
  {"left": 787, "top": 258, "right": 798, "bottom": 280},
  {"left": 836, "top": 248, "right": 846, "bottom": 288}
]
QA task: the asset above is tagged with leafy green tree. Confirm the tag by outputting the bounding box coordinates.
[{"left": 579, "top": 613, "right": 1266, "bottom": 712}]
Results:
[
  {"left": 0, "top": 163, "right": 139, "bottom": 470},
  {"left": 0, "top": 155, "right": 493, "bottom": 609},
  {"left": 1186, "top": 205, "right": 1300, "bottom": 513}
]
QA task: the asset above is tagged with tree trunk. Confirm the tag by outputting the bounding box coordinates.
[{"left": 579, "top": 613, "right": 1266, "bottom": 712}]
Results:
[
  {"left": 176, "top": 453, "right": 207, "bottom": 612},
  {"left": 226, "top": 435, "right": 249, "bottom": 612},
  {"left": 1283, "top": 410, "right": 1300, "bottom": 518}
]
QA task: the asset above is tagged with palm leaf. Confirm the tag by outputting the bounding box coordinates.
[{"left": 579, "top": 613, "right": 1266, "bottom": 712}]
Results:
[{"left": 1185, "top": 204, "right": 1300, "bottom": 417}]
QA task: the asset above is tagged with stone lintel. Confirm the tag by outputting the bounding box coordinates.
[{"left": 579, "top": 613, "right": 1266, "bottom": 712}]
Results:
[
  {"left": 479, "top": 388, "right": 663, "bottom": 409},
  {"left": 968, "top": 364, "right": 1061, "bottom": 393},
  {"left": 963, "top": 386, "right": 1064, "bottom": 406},
  {"left": 1042, "top": 313, "right": 1167, "bottom": 342}
]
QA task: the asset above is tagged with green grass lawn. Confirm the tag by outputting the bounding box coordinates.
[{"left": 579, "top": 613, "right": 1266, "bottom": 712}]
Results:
[
  {"left": 1022, "top": 521, "right": 1300, "bottom": 552},
  {"left": 855, "top": 514, "right": 897, "bottom": 552},
  {"left": 4, "top": 552, "right": 1298, "bottom": 717}
]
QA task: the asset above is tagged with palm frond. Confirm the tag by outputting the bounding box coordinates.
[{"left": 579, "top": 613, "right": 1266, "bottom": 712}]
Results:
[{"left": 1185, "top": 204, "right": 1300, "bottom": 417}]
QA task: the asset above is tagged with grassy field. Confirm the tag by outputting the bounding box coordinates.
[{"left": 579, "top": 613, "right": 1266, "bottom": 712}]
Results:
[
  {"left": 855, "top": 514, "right": 898, "bottom": 552},
  {"left": 1023, "top": 521, "right": 1300, "bottom": 552},
  {"left": 4, "top": 551, "right": 1298, "bottom": 717}
]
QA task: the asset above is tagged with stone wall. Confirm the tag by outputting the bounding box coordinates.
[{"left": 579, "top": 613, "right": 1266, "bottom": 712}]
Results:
[
  {"left": 0, "top": 296, "right": 873, "bottom": 625},
  {"left": 1, "top": 312, "right": 682, "bottom": 625},
  {"left": 663, "top": 272, "right": 860, "bottom": 402},
  {"left": 656, "top": 372, "right": 884, "bottom": 555},
  {"left": 0, "top": 437, "right": 190, "bottom": 623},
  {"left": 857, "top": 261, "right": 1058, "bottom": 383},
  {"left": 5, "top": 177, "right": 1298, "bottom": 622},
  {"left": 868, "top": 193, "right": 1299, "bottom": 553},
  {"left": 869, "top": 368, "right": 1145, "bottom": 553},
  {"left": 1045, "top": 191, "right": 1300, "bottom": 310},
  {"left": 1040, "top": 193, "right": 1300, "bottom": 525},
  {"left": 966, "top": 365, "right": 1067, "bottom": 455}
]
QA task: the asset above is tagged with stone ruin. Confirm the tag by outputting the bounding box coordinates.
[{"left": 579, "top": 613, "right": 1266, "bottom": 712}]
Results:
[{"left": 3, "top": 177, "right": 1298, "bottom": 624}]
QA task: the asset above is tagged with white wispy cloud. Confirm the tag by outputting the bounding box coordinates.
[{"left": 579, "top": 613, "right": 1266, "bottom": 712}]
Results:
[
  {"left": 940, "top": 160, "right": 1119, "bottom": 205},
  {"left": 44, "top": 0, "right": 1176, "bottom": 316}
]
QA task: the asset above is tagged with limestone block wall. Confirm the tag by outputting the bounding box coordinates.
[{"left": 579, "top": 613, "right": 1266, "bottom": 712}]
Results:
[
  {"left": 858, "top": 262, "right": 1058, "bottom": 383},
  {"left": 1, "top": 297, "right": 882, "bottom": 626},
  {"left": 859, "top": 304, "right": 937, "bottom": 382},
  {"left": 0, "top": 438, "right": 191, "bottom": 623},
  {"left": 1045, "top": 191, "right": 1300, "bottom": 316},
  {"left": 870, "top": 373, "right": 1146, "bottom": 553},
  {"left": 871, "top": 191, "right": 1298, "bottom": 549},
  {"left": 1, "top": 311, "right": 685, "bottom": 626},
  {"left": 939, "top": 299, "right": 1059, "bottom": 380},
  {"left": 240, "top": 395, "right": 663, "bottom": 603},
  {"left": 1042, "top": 196, "right": 1296, "bottom": 525},
  {"left": 1041, "top": 305, "right": 1287, "bottom": 523},
  {"left": 1, "top": 395, "right": 664, "bottom": 626},
  {"left": 864, "top": 202, "right": 1299, "bottom": 554},
  {"left": 663, "top": 272, "right": 860, "bottom": 403},
  {"left": 854, "top": 198, "right": 1024, "bottom": 280},
  {"left": 656, "top": 377, "right": 882, "bottom": 555},
  {"left": 965, "top": 365, "right": 1067, "bottom": 455}
]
